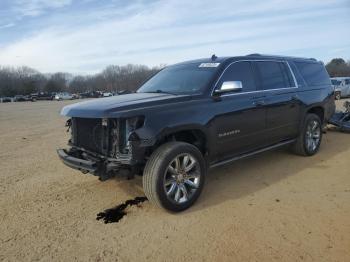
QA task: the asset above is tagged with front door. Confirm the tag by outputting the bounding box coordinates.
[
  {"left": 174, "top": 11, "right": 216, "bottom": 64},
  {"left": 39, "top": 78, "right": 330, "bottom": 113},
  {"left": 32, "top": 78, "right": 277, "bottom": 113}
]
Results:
[{"left": 210, "top": 61, "right": 267, "bottom": 161}]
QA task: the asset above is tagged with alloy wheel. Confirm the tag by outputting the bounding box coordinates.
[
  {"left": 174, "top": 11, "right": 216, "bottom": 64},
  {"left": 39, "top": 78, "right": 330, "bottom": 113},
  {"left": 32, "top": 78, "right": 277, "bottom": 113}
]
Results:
[
  {"left": 305, "top": 120, "right": 321, "bottom": 152},
  {"left": 163, "top": 153, "right": 201, "bottom": 204}
]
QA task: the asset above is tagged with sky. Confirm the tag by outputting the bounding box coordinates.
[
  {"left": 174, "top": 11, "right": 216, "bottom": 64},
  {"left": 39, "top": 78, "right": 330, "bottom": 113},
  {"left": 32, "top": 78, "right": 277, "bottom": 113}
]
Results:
[{"left": 0, "top": 0, "right": 349, "bottom": 74}]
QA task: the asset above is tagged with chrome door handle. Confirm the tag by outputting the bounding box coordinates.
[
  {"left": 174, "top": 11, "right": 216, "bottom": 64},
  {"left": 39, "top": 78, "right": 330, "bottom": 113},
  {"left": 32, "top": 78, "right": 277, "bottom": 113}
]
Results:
[
  {"left": 251, "top": 95, "right": 266, "bottom": 100},
  {"left": 253, "top": 100, "right": 265, "bottom": 106}
]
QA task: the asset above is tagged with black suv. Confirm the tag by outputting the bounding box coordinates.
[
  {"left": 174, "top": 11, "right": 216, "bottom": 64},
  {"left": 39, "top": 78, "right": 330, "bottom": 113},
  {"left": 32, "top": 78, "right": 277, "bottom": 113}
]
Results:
[
  {"left": 31, "top": 92, "right": 55, "bottom": 101},
  {"left": 57, "top": 54, "right": 335, "bottom": 212}
]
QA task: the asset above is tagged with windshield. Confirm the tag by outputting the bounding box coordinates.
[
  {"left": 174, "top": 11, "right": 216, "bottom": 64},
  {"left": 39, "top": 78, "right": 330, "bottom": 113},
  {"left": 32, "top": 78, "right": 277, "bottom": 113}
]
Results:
[
  {"left": 331, "top": 79, "right": 341, "bottom": 86},
  {"left": 137, "top": 63, "right": 218, "bottom": 95}
]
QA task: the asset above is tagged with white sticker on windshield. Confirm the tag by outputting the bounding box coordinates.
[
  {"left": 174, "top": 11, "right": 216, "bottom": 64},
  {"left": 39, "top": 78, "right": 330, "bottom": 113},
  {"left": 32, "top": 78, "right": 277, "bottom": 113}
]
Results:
[{"left": 199, "top": 63, "right": 220, "bottom": 68}]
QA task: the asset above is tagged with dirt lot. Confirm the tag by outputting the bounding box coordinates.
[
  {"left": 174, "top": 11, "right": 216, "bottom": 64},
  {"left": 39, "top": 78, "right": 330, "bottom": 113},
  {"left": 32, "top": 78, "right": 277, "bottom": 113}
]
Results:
[{"left": 0, "top": 99, "right": 349, "bottom": 262}]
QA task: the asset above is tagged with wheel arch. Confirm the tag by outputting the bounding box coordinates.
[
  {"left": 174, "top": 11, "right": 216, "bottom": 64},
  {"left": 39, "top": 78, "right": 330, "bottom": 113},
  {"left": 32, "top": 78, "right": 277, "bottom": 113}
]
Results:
[
  {"left": 306, "top": 106, "right": 325, "bottom": 123},
  {"left": 153, "top": 125, "right": 209, "bottom": 156}
]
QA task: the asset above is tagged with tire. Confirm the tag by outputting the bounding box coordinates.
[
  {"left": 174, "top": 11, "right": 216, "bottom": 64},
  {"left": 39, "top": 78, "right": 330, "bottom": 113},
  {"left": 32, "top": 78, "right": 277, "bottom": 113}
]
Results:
[
  {"left": 143, "top": 142, "right": 206, "bottom": 212},
  {"left": 335, "top": 92, "right": 341, "bottom": 100},
  {"left": 292, "top": 113, "right": 322, "bottom": 156}
]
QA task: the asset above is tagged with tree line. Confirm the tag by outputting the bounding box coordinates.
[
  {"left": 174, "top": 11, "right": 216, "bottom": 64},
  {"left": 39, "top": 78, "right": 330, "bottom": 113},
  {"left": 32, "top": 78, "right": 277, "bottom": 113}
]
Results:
[
  {"left": 1, "top": 58, "right": 349, "bottom": 97},
  {"left": 325, "top": 58, "right": 350, "bottom": 78},
  {"left": 0, "top": 64, "right": 162, "bottom": 97}
]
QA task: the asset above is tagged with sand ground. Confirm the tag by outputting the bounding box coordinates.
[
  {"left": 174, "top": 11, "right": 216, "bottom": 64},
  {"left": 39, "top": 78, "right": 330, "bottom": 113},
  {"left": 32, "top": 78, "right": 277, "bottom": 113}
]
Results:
[{"left": 0, "top": 99, "right": 349, "bottom": 262}]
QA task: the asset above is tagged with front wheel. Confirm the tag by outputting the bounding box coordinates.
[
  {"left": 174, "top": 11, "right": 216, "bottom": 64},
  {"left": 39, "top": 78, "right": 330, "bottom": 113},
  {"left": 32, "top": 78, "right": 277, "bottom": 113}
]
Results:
[
  {"left": 292, "top": 113, "right": 322, "bottom": 156},
  {"left": 143, "top": 142, "right": 206, "bottom": 212}
]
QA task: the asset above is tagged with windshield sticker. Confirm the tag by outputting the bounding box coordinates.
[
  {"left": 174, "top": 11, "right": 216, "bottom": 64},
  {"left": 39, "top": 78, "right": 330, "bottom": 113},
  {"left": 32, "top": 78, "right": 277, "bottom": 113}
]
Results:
[{"left": 199, "top": 63, "right": 220, "bottom": 68}]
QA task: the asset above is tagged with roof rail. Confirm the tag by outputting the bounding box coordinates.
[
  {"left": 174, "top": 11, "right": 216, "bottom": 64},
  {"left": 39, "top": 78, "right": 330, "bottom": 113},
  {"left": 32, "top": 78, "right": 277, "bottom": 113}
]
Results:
[{"left": 246, "top": 53, "right": 318, "bottom": 61}]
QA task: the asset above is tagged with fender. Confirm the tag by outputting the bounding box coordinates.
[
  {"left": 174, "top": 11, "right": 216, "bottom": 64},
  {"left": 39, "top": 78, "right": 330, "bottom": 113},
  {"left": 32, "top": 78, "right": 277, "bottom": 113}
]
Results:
[{"left": 135, "top": 123, "right": 210, "bottom": 149}]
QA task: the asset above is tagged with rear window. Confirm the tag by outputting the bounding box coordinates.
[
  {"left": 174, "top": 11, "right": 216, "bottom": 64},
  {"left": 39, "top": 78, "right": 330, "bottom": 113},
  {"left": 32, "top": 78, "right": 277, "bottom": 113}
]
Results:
[
  {"left": 255, "top": 61, "right": 294, "bottom": 90},
  {"left": 294, "top": 62, "right": 330, "bottom": 86}
]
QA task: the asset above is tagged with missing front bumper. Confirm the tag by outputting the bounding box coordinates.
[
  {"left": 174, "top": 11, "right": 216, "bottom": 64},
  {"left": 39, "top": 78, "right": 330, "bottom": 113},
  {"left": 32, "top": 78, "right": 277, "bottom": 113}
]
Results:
[
  {"left": 57, "top": 148, "right": 138, "bottom": 181},
  {"left": 57, "top": 149, "right": 99, "bottom": 174}
]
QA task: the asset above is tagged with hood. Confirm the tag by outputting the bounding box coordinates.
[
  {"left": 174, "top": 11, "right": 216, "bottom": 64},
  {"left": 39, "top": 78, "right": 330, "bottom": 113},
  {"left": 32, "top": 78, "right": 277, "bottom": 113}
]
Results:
[{"left": 61, "top": 92, "right": 191, "bottom": 118}]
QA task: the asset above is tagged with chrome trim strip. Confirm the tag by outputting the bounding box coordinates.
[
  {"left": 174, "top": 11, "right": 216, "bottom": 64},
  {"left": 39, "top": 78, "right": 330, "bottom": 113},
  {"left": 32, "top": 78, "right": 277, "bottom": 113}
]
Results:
[
  {"left": 286, "top": 61, "right": 298, "bottom": 88},
  {"left": 211, "top": 59, "right": 298, "bottom": 97},
  {"left": 220, "top": 87, "right": 298, "bottom": 97},
  {"left": 210, "top": 139, "right": 296, "bottom": 168}
]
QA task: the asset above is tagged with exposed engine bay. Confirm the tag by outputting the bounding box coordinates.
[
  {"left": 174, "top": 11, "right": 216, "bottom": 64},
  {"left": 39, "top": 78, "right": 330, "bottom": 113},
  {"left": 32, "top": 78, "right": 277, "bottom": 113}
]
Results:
[{"left": 60, "top": 117, "right": 146, "bottom": 180}]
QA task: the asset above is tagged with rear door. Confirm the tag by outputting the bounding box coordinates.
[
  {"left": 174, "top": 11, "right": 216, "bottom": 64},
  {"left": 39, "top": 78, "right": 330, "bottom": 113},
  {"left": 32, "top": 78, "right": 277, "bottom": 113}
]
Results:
[{"left": 253, "top": 60, "right": 300, "bottom": 144}]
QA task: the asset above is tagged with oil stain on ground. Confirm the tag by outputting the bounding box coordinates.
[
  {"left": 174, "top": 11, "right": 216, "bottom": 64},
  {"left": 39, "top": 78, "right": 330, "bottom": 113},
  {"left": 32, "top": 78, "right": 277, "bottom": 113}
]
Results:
[{"left": 96, "top": 196, "right": 148, "bottom": 223}]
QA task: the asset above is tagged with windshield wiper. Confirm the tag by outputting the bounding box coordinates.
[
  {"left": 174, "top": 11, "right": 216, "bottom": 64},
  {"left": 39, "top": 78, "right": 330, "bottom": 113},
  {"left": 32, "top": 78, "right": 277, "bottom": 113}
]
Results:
[{"left": 145, "top": 90, "right": 178, "bottom": 95}]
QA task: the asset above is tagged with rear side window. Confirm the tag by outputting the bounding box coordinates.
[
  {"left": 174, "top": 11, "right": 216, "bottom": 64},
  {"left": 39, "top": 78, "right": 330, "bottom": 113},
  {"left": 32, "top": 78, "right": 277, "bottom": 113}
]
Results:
[
  {"left": 294, "top": 62, "right": 330, "bottom": 86},
  {"left": 218, "top": 61, "right": 256, "bottom": 92},
  {"left": 280, "top": 62, "right": 295, "bottom": 87},
  {"left": 345, "top": 79, "right": 350, "bottom": 85},
  {"left": 255, "top": 61, "right": 294, "bottom": 90},
  {"left": 289, "top": 62, "right": 306, "bottom": 87}
]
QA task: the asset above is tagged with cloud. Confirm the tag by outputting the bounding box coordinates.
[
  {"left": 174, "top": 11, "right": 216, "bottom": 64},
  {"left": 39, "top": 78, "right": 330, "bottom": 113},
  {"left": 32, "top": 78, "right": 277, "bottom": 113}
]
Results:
[
  {"left": 13, "top": 0, "right": 72, "bottom": 17},
  {"left": 0, "top": 23, "right": 15, "bottom": 29},
  {"left": 0, "top": 0, "right": 349, "bottom": 73}
]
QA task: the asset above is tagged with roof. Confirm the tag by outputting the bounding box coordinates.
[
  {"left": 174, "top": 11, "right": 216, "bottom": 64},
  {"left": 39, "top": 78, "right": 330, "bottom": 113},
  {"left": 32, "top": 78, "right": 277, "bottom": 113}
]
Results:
[
  {"left": 245, "top": 53, "right": 317, "bottom": 61},
  {"left": 173, "top": 53, "right": 319, "bottom": 67}
]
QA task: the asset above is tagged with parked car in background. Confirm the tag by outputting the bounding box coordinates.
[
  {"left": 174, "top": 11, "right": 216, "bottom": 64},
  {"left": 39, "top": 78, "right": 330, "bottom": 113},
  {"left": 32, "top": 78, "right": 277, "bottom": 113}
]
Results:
[
  {"left": 31, "top": 92, "right": 55, "bottom": 101},
  {"left": 58, "top": 54, "right": 335, "bottom": 212},
  {"left": 14, "top": 95, "right": 30, "bottom": 102},
  {"left": 117, "top": 90, "right": 132, "bottom": 95},
  {"left": 1, "top": 97, "right": 12, "bottom": 103},
  {"left": 72, "top": 94, "right": 80, "bottom": 99},
  {"left": 103, "top": 92, "right": 113, "bottom": 97},
  {"left": 55, "top": 92, "right": 74, "bottom": 101},
  {"left": 80, "top": 91, "right": 102, "bottom": 98},
  {"left": 331, "top": 80, "right": 342, "bottom": 100},
  {"left": 331, "top": 77, "right": 350, "bottom": 100}
]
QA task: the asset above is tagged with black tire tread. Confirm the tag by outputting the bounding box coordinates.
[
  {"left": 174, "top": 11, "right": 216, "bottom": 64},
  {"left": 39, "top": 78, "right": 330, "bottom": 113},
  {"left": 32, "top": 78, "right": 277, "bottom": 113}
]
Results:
[
  {"left": 292, "top": 113, "right": 321, "bottom": 156},
  {"left": 143, "top": 143, "right": 174, "bottom": 208},
  {"left": 143, "top": 142, "right": 204, "bottom": 211}
]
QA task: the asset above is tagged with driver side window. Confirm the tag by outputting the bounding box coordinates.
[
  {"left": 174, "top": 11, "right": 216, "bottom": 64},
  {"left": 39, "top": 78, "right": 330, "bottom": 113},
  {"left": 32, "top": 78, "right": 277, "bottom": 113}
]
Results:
[{"left": 217, "top": 61, "right": 257, "bottom": 93}]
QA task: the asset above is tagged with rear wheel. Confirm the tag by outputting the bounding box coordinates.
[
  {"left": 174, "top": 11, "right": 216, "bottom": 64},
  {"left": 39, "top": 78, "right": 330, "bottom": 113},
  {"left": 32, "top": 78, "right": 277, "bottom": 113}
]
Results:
[
  {"left": 292, "top": 113, "right": 322, "bottom": 156},
  {"left": 335, "top": 92, "right": 341, "bottom": 100},
  {"left": 143, "top": 142, "right": 206, "bottom": 212}
]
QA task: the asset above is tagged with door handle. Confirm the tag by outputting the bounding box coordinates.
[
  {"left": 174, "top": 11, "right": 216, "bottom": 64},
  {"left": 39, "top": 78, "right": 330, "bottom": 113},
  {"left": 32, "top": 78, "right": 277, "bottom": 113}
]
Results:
[
  {"left": 253, "top": 100, "right": 265, "bottom": 106},
  {"left": 251, "top": 95, "right": 266, "bottom": 100}
]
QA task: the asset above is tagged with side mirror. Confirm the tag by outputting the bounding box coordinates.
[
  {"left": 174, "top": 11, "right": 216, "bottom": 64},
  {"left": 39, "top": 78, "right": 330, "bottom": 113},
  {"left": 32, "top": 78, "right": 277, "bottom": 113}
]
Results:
[{"left": 214, "top": 81, "right": 242, "bottom": 95}]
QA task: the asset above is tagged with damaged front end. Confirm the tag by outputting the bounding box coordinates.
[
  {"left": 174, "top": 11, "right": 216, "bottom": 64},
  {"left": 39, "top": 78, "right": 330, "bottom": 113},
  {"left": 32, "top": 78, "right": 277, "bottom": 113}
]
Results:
[{"left": 57, "top": 117, "right": 146, "bottom": 181}]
